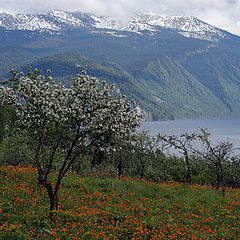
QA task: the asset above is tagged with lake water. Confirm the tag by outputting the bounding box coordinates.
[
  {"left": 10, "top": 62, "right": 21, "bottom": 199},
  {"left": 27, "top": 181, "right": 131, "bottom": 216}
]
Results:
[{"left": 140, "top": 118, "right": 240, "bottom": 149}]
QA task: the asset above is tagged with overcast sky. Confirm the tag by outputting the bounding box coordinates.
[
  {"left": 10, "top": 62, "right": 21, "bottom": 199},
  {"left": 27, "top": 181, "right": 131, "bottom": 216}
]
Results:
[{"left": 1, "top": 0, "right": 240, "bottom": 35}]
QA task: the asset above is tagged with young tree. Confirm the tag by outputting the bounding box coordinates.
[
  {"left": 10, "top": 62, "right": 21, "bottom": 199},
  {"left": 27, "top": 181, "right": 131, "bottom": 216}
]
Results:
[
  {"left": 158, "top": 132, "right": 197, "bottom": 183},
  {"left": 224, "top": 155, "right": 240, "bottom": 188},
  {"left": 131, "top": 131, "right": 159, "bottom": 179},
  {"left": 194, "top": 128, "right": 235, "bottom": 189},
  {"left": 0, "top": 68, "right": 141, "bottom": 212}
]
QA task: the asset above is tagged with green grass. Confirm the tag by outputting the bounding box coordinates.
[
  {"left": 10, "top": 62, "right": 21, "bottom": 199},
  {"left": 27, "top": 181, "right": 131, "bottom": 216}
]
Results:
[{"left": 0, "top": 165, "right": 239, "bottom": 239}]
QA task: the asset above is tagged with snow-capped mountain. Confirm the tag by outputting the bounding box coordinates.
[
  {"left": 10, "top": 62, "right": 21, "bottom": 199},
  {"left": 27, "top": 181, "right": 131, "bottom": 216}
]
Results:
[
  {"left": 125, "top": 14, "right": 226, "bottom": 41},
  {"left": 0, "top": 10, "right": 122, "bottom": 31},
  {"left": 0, "top": 10, "right": 229, "bottom": 41}
]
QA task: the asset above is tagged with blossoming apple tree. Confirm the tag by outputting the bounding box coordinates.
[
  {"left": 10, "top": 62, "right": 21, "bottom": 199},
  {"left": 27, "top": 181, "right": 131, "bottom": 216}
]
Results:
[{"left": 0, "top": 68, "right": 141, "bottom": 212}]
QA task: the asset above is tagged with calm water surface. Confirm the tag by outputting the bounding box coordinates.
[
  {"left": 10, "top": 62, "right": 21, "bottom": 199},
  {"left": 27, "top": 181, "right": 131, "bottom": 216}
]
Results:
[{"left": 140, "top": 118, "right": 240, "bottom": 148}]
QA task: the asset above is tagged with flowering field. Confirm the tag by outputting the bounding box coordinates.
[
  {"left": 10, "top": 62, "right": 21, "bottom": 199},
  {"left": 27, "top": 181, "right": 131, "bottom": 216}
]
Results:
[{"left": 0, "top": 166, "right": 239, "bottom": 239}]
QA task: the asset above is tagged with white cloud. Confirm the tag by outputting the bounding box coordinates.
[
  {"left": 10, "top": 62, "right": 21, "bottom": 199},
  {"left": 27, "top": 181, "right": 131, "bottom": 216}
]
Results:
[{"left": 0, "top": 0, "right": 240, "bottom": 35}]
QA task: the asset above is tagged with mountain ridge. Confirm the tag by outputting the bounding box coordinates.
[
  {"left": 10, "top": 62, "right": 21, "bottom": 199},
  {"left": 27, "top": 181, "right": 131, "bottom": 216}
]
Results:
[{"left": 0, "top": 10, "right": 233, "bottom": 41}]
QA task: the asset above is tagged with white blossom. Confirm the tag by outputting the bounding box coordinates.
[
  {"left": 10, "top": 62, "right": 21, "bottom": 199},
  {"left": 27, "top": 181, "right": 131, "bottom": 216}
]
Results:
[{"left": 0, "top": 70, "right": 142, "bottom": 152}]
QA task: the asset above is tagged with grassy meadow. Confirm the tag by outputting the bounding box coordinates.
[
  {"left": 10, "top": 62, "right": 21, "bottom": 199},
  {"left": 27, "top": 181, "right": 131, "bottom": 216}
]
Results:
[{"left": 0, "top": 165, "right": 239, "bottom": 239}]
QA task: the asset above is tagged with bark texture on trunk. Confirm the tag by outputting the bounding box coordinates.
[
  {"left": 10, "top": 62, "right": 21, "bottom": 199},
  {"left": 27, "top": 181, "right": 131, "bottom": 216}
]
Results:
[{"left": 38, "top": 177, "right": 59, "bottom": 215}]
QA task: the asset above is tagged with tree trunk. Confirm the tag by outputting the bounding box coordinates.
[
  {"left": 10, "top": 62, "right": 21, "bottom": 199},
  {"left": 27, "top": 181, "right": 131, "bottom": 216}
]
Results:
[
  {"left": 50, "top": 193, "right": 59, "bottom": 211},
  {"left": 216, "top": 169, "right": 220, "bottom": 189},
  {"left": 38, "top": 177, "right": 59, "bottom": 217},
  {"left": 118, "top": 150, "right": 123, "bottom": 178},
  {"left": 222, "top": 186, "right": 226, "bottom": 197},
  {"left": 47, "top": 186, "right": 59, "bottom": 219},
  {"left": 184, "top": 151, "right": 192, "bottom": 183},
  {"left": 140, "top": 159, "right": 145, "bottom": 179}
]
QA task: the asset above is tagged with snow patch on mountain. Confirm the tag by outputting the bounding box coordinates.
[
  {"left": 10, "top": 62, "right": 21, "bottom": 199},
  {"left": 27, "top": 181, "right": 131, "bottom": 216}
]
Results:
[
  {"left": 91, "top": 15, "right": 123, "bottom": 30},
  {"left": 0, "top": 12, "right": 60, "bottom": 31},
  {"left": 48, "top": 10, "right": 83, "bottom": 28},
  {"left": 125, "top": 15, "right": 157, "bottom": 33},
  {"left": 16, "top": 14, "right": 60, "bottom": 31}
]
